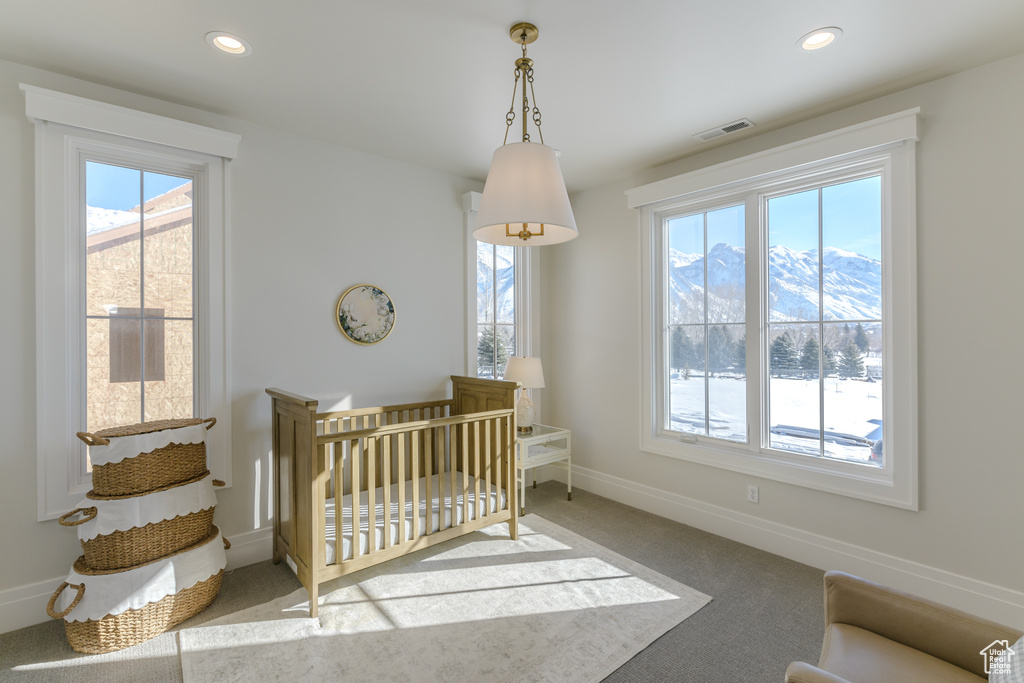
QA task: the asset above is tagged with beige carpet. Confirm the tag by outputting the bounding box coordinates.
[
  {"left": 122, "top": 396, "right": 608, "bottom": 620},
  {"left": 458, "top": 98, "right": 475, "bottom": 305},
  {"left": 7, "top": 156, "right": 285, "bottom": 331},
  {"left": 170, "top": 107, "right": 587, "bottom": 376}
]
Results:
[{"left": 178, "top": 515, "right": 711, "bottom": 682}]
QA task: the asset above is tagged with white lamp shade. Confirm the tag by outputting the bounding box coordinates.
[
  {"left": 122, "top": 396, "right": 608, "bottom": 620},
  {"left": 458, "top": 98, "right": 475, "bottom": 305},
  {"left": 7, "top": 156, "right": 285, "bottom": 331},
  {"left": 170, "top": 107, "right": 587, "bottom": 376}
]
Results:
[
  {"left": 503, "top": 356, "right": 545, "bottom": 389},
  {"left": 474, "top": 142, "right": 578, "bottom": 246}
]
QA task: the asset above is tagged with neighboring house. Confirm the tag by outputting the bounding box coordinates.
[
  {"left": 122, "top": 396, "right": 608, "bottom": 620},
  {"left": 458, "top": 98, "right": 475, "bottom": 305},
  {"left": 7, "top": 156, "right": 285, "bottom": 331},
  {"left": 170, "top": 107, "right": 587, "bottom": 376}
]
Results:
[{"left": 85, "top": 182, "right": 194, "bottom": 433}]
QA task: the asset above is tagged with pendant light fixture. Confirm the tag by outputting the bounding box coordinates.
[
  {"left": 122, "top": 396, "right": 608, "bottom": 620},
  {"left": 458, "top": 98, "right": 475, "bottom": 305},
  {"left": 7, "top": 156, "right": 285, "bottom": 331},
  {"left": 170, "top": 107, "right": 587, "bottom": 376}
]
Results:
[{"left": 474, "top": 22, "right": 578, "bottom": 246}]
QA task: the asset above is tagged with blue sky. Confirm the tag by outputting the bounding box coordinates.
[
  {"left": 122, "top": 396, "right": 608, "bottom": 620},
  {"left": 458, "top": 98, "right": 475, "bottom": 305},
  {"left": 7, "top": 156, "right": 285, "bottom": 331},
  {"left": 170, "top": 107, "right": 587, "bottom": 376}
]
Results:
[
  {"left": 86, "top": 161, "right": 190, "bottom": 211},
  {"left": 669, "top": 175, "right": 882, "bottom": 261}
]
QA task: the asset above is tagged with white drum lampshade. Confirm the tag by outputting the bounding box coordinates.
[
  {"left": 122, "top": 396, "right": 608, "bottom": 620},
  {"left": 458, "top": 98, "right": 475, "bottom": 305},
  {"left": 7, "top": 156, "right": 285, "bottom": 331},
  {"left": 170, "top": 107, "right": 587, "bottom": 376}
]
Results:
[
  {"left": 503, "top": 356, "right": 546, "bottom": 431},
  {"left": 474, "top": 142, "right": 578, "bottom": 247}
]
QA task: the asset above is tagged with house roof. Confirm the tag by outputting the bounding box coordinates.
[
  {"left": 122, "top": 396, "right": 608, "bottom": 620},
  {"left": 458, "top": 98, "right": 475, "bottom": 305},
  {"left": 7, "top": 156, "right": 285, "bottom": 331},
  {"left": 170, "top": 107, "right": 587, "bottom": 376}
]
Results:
[{"left": 2, "top": 2, "right": 1023, "bottom": 191}]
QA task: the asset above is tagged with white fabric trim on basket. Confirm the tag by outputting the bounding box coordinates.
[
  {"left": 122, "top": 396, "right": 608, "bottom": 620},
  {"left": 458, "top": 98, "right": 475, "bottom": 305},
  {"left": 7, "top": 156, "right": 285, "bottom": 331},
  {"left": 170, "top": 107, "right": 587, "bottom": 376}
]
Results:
[
  {"left": 59, "top": 527, "right": 227, "bottom": 623},
  {"left": 88, "top": 424, "right": 208, "bottom": 467},
  {"left": 75, "top": 475, "right": 219, "bottom": 541}
]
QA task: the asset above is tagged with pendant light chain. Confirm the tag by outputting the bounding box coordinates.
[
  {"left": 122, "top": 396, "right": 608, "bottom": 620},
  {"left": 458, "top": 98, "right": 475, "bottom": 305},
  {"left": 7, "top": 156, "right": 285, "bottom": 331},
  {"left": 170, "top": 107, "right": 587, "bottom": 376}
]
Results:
[
  {"left": 521, "top": 61, "right": 531, "bottom": 143},
  {"left": 501, "top": 39, "right": 544, "bottom": 145},
  {"left": 528, "top": 70, "right": 544, "bottom": 145}
]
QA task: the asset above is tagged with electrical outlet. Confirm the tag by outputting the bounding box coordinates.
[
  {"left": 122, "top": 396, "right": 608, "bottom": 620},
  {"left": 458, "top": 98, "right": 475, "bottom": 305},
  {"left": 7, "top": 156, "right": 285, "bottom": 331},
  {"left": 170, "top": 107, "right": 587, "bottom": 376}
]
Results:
[{"left": 746, "top": 485, "right": 759, "bottom": 504}]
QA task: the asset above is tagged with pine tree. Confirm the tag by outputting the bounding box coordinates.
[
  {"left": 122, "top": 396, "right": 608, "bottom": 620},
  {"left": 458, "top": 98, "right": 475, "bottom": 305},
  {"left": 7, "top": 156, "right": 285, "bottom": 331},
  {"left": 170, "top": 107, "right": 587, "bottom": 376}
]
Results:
[
  {"left": 733, "top": 334, "right": 746, "bottom": 373},
  {"left": 477, "top": 327, "right": 508, "bottom": 376},
  {"left": 769, "top": 332, "right": 797, "bottom": 376},
  {"left": 799, "top": 337, "right": 820, "bottom": 377},
  {"left": 670, "top": 326, "right": 692, "bottom": 373},
  {"left": 854, "top": 323, "right": 870, "bottom": 353},
  {"left": 839, "top": 342, "right": 865, "bottom": 378},
  {"left": 822, "top": 344, "right": 838, "bottom": 377},
  {"left": 672, "top": 326, "right": 704, "bottom": 375},
  {"left": 708, "top": 326, "right": 733, "bottom": 373}
]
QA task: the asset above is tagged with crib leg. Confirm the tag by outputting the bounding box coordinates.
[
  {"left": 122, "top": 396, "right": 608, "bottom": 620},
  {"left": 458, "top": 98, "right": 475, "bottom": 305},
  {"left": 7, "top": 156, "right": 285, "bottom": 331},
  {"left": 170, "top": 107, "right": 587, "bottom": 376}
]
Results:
[
  {"left": 509, "top": 509, "right": 518, "bottom": 541},
  {"left": 309, "top": 582, "right": 319, "bottom": 619}
]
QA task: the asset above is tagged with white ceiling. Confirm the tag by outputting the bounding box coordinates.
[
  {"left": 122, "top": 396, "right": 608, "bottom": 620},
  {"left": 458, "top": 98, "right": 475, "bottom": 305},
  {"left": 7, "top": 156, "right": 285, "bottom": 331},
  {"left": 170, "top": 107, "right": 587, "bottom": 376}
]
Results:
[{"left": 2, "top": 1, "right": 1023, "bottom": 192}]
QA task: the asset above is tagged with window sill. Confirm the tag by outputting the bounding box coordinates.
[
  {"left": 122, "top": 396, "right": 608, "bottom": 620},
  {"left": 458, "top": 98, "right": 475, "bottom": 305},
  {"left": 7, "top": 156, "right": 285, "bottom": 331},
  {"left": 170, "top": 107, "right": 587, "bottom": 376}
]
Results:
[{"left": 640, "top": 432, "right": 918, "bottom": 510}]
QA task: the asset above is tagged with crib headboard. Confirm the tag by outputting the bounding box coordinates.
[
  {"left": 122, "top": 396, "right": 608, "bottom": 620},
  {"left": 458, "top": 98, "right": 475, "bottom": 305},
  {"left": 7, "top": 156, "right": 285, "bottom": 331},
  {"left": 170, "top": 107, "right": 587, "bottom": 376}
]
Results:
[{"left": 450, "top": 375, "right": 518, "bottom": 415}]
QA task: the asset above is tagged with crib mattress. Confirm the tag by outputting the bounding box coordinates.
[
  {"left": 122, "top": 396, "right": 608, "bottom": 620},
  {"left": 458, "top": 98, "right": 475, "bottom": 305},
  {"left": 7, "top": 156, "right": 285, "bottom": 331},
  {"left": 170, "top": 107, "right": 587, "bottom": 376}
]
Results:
[{"left": 324, "top": 472, "right": 506, "bottom": 564}]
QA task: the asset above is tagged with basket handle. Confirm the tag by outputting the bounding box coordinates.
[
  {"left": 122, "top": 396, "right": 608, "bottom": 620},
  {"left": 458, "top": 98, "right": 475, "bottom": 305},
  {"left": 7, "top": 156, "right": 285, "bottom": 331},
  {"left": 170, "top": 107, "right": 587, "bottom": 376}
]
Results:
[
  {"left": 58, "top": 507, "right": 98, "bottom": 527},
  {"left": 75, "top": 431, "right": 109, "bottom": 447},
  {"left": 46, "top": 582, "right": 85, "bottom": 619},
  {"left": 203, "top": 417, "right": 217, "bottom": 431},
  {"left": 223, "top": 536, "right": 231, "bottom": 550},
  {"left": 212, "top": 479, "right": 226, "bottom": 487}
]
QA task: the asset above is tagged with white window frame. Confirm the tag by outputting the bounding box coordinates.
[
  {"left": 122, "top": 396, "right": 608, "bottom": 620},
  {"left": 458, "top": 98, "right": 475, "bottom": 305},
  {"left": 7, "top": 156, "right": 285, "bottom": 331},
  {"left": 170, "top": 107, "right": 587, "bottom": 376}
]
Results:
[
  {"left": 25, "top": 85, "right": 239, "bottom": 520},
  {"left": 628, "top": 109, "right": 919, "bottom": 509},
  {"left": 462, "top": 190, "right": 539, "bottom": 374}
]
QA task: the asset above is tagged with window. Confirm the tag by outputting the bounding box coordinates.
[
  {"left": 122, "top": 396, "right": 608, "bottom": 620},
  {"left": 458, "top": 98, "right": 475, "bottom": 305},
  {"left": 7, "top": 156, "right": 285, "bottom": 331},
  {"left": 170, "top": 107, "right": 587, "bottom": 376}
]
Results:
[
  {"left": 463, "top": 191, "right": 536, "bottom": 379},
  {"left": 476, "top": 243, "right": 517, "bottom": 378},
  {"left": 667, "top": 204, "right": 746, "bottom": 442},
  {"left": 86, "top": 162, "right": 193, "bottom": 434},
  {"left": 764, "top": 176, "right": 883, "bottom": 462},
  {"left": 25, "top": 85, "right": 239, "bottom": 520},
  {"left": 629, "top": 110, "right": 919, "bottom": 509}
]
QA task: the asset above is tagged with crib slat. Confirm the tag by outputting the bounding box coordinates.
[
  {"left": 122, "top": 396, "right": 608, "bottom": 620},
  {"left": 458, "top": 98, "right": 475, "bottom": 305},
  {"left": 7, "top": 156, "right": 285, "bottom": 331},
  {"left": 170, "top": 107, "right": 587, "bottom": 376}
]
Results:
[
  {"left": 367, "top": 437, "right": 377, "bottom": 555},
  {"left": 484, "top": 419, "right": 492, "bottom": 516},
  {"left": 424, "top": 428, "right": 432, "bottom": 536},
  {"left": 351, "top": 439, "right": 361, "bottom": 561},
  {"left": 462, "top": 422, "right": 470, "bottom": 524},
  {"left": 411, "top": 430, "right": 421, "bottom": 540},
  {"left": 449, "top": 425, "right": 457, "bottom": 530},
  {"left": 397, "top": 433, "right": 406, "bottom": 547},
  {"left": 382, "top": 434, "right": 392, "bottom": 550},
  {"left": 437, "top": 425, "right": 444, "bottom": 530},
  {"left": 497, "top": 417, "right": 506, "bottom": 511},
  {"left": 473, "top": 421, "right": 481, "bottom": 516},
  {"left": 334, "top": 441, "right": 343, "bottom": 567}
]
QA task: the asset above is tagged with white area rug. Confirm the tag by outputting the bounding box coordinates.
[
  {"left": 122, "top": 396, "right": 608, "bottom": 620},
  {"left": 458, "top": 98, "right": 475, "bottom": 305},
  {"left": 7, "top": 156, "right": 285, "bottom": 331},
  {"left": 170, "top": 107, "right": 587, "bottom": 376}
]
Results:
[{"left": 178, "top": 515, "right": 711, "bottom": 682}]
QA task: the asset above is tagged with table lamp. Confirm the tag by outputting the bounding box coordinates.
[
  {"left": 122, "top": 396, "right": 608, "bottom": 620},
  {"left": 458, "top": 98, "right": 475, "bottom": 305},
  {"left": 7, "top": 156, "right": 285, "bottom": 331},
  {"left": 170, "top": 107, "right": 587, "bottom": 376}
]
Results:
[{"left": 503, "top": 356, "right": 545, "bottom": 432}]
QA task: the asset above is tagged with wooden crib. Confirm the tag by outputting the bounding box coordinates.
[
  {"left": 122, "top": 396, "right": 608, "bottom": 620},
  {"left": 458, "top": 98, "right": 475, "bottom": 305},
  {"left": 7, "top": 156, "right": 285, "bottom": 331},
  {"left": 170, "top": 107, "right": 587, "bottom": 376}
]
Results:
[{"left": 266, "top": 376, "right": 519, "bottom": 617}]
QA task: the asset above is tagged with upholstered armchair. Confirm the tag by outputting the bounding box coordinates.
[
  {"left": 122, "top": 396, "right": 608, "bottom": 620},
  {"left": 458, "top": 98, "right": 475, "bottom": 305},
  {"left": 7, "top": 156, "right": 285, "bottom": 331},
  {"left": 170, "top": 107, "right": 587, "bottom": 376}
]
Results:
[{"left": 786, "top": 571, "right": 1023, "bottom": 683}]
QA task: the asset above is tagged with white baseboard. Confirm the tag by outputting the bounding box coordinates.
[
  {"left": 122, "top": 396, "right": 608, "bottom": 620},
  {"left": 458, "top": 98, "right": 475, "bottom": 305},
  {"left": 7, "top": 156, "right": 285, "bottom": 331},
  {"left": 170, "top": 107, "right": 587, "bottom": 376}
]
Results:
[
  {"left": 223, "top": 527, "right": 273, "bottom": 572},
  {"left": 0, "top": 575, "right": 68, "bottom": 636},
  {"left": 0, "top": 527, "right": 275, "bottom": 635},
  {"left": 540, "top": 464, "right": 1024, "bottom": 629}
]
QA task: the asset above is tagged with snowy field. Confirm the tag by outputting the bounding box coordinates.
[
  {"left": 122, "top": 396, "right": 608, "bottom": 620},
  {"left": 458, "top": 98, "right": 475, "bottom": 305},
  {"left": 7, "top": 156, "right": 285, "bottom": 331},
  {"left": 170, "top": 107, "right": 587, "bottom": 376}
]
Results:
[{"left": 669, "top": 375, "right": 882, "bottom": 464}]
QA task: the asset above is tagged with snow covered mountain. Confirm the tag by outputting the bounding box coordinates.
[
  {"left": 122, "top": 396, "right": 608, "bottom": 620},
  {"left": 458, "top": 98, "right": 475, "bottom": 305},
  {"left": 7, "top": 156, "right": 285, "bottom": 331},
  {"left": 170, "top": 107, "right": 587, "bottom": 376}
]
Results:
[
  {"left": 477, "top": 243, "right": 516, "bottom": 322},
  {"left": 669, "top": 243, "right": 881, "bottom": 322}
]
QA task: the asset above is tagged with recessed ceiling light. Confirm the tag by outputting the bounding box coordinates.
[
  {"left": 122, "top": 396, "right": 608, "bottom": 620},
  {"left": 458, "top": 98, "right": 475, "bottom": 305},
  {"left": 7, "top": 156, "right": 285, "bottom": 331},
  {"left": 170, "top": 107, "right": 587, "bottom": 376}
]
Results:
[
  {"left": 798, "top": 27, "right": 843, "bottom": 51},
  {"left": 206, "top": 31, "right": 251, "bottom": 56}
]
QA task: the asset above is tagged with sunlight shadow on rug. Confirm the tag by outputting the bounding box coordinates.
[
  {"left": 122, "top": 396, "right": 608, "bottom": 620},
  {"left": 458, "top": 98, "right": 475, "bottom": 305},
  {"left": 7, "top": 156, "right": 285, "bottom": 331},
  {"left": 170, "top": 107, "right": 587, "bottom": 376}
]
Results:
[{"left": 178, "top": 515, "right": 711, "bottom": 682}]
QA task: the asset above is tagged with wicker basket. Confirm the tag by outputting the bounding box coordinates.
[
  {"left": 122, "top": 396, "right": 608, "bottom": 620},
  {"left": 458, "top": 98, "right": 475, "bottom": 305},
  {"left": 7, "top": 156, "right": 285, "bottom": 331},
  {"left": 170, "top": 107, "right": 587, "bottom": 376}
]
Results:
[
  {"left": 77, "top": 417, "right": 216, "bottom": 496},
  {"left": 59, "top": 473, "right": 224, "bottom": 570},
  {"left": 47, "top": 528, "right": 230, "bottom": 654}
]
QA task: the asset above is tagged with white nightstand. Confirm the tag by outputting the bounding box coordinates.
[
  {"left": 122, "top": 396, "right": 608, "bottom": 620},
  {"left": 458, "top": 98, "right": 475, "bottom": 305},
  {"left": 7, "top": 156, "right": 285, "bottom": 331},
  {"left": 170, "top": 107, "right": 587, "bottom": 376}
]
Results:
[{"left": 515, "top": 423, "right": 571, "bottom": 515}]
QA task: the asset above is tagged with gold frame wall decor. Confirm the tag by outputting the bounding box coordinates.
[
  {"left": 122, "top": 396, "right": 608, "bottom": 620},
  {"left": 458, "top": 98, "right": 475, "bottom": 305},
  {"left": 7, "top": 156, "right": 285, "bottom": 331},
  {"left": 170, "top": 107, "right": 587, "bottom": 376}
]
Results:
[{"left": 335, "top": 284, "right": 395, "bottom": 345}]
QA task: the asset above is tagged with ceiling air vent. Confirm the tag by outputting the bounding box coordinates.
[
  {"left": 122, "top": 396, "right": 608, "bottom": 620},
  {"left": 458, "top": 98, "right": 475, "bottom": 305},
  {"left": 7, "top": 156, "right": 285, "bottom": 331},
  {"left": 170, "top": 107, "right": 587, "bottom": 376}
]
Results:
[{"left": 694, "top": 118, "right": 755, "bottom": 142}]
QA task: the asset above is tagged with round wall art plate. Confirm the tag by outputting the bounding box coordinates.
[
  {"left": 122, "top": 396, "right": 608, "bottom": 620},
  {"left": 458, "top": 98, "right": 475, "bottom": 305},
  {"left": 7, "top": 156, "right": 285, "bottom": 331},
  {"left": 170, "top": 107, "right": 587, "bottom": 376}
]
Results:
[{"left": 336, "top": 284, "right": 395, "bottom": 345}]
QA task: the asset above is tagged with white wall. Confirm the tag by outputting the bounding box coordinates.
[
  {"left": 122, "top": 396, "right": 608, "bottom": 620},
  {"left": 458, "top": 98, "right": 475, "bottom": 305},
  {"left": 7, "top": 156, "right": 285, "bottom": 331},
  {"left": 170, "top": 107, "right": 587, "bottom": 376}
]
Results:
[
  {"left": 0, "top": 58, "right": 481, "bottom": 631},
  {"left": 544, "top": 53, "right": 1024, "bottom": 626}
]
